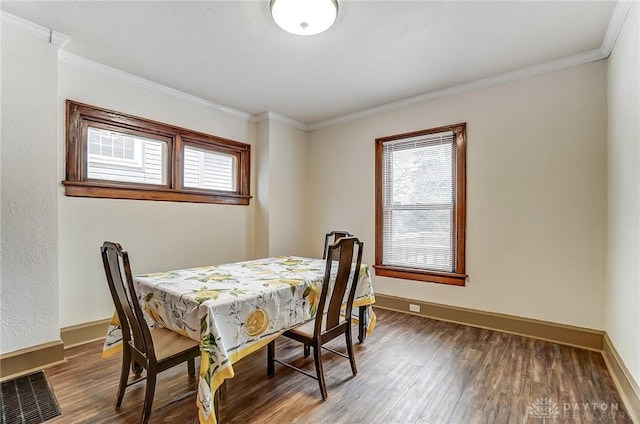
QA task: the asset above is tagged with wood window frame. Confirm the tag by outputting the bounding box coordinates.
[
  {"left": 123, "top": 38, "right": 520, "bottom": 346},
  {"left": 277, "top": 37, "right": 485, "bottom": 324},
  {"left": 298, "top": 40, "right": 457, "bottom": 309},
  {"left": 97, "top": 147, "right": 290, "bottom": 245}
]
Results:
[
  {"left": 63, "top": 100, "right": 251, "bottom": 205},
  {"left": 374, "top": 123, "right": 467, "bottom": 286}
]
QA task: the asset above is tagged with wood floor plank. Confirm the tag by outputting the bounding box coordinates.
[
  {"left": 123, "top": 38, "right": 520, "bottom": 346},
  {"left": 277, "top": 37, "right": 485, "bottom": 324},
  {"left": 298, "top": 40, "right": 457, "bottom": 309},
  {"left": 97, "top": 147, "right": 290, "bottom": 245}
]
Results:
[{"left": 42, "top": 308, "right": 632, "bottom": 423}]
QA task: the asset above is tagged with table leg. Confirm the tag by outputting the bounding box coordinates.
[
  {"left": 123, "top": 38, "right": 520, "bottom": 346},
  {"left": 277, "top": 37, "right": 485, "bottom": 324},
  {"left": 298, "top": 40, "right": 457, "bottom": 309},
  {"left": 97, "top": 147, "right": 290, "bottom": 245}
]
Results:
[
  {"left": 358, "top": 305, "right": 367, "bottom": 343},
  {"left": 214, "top": 387, "right": 220, "bottom": 422}
]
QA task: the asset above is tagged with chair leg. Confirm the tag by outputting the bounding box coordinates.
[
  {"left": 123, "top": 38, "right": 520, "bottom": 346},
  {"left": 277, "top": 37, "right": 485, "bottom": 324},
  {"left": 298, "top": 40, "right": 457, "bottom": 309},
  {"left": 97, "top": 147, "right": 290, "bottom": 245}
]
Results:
[
  {"left": 303, "top": 344, "right": 310, "bottom": 358},
  {"left": 132, "top": 361, "right": 143, "bottom": 376},
  {"left": 267, "top": 340, "right": 275, "bottom": 378},
  {"left": 313, "top": 342, "right": 327, "bottom": 400},
  {"left": 358, "top": 305, "right": 367, "bottom": 343},
  {"left": 187, "top": 358, "right": 196, "bottom": 377},
  {"left": 141, "top": 367, "right": 157, "bottom": 424},
  {"left": 345, "top": 326, "right": 357, "bottom": 376},
  {"left": 116, "top": 346, "right": 131, "bottom": 407}
]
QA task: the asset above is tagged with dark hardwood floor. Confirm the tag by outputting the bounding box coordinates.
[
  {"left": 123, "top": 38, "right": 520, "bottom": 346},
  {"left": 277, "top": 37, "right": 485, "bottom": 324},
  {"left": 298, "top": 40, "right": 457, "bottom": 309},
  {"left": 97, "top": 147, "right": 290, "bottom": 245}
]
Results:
[{"left": 44, "top": 308, "right": 631, "bottom": 423}]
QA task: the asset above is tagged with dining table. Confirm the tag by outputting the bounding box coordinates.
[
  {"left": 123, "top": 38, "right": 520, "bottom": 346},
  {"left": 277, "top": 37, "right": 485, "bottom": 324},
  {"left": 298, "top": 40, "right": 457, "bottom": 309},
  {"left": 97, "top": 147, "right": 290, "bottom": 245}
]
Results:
[{"left": 101, "top": 255, "right": 376, "bottom": 424}]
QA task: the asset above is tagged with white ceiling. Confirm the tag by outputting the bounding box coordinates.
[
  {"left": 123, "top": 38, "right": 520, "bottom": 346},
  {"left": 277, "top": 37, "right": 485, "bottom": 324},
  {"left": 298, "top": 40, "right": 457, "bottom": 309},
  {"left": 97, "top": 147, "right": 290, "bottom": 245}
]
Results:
[{"left": 1, "top": 1, "right": 619, "bottom": 126}]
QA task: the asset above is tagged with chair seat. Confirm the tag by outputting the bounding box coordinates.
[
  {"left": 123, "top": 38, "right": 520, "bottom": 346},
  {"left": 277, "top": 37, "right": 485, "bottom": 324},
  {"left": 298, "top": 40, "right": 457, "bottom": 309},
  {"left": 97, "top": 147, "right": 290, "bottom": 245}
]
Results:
[
  {"left": 150, "top": 327, "right": 200, "bottom": 361},
  {"left": 286, "top": 314, "right": 347, "bottom": 338}
]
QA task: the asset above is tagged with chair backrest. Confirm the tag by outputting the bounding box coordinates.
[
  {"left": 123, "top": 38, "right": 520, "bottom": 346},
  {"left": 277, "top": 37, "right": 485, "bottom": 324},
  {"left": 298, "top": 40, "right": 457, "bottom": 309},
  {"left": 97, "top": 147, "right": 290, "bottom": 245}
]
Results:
[
  {"left": 322, "top": 230, "right": 353, "bottom": 259},
  {"left": 315, "top": 236, "right": 364, "bottom": 335},
  {"left": 101, "top": 242, "right": 156, "bottom": 362}
]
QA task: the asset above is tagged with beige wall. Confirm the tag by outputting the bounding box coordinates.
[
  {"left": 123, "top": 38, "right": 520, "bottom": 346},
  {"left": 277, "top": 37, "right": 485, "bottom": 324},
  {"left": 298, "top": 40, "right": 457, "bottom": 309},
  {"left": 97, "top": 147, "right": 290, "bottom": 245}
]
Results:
[
  {"left": 606, "top": 2, "right": 640, "bottom": 388},
  {"left": 57, "top": 62, "right": 257, "bottom": 328},
  {"left": 267, "top": 119, "right": 309, "bottom": 257},
  {"left": 255, "top": 120, "right": 271, "bottom": 258},
  {"left": 308, "top": 62, "right": 608, "bottom": 330},
  {"left": 254, "top": 116, "right": 309, "bottom": 258},
  {"left": 1, "top": 25, "right": 60, "bottom": 353}
]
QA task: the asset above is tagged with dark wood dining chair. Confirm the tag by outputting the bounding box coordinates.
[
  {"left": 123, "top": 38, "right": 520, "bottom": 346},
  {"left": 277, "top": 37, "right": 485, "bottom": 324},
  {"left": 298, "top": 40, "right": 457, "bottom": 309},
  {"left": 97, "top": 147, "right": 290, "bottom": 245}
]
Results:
[
  {"left": 101, "top": 241, "right": 201, "bottom": 424},
  {"left": 308, "top": 230, "right": 354, "bottom": 357},
  {"left": 322, "top": 230, "right": 353, "bottom": 259},
  {"left": 317, "top": 231, "right": 357, "bottom": 354},
  {"left": 267, "top": 236, "right": 364, "bottom": 400}
]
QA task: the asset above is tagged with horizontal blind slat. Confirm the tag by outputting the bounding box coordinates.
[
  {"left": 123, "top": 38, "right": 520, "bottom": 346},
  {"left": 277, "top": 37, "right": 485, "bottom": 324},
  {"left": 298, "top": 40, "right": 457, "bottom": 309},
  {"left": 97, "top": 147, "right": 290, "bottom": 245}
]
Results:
[{"left": 381, "top": 129, "right": 455, "bottom": 273}]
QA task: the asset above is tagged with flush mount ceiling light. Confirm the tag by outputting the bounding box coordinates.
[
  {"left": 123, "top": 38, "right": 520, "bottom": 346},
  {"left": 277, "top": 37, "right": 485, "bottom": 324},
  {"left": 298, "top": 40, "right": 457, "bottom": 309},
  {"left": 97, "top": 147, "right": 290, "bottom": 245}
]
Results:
[{"left": 270, "top": 0, "right": 338, "bottom": 36}]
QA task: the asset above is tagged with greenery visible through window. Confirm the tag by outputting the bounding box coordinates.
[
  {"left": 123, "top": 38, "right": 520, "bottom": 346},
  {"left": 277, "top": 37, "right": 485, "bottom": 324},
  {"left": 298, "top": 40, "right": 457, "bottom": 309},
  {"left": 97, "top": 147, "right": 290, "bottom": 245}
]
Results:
[
  {"left": 63, "top": 100, "right": 251, "bottom": 205},
  {"left": 374, "top": 123, "right": 467, "bottom": 286}
]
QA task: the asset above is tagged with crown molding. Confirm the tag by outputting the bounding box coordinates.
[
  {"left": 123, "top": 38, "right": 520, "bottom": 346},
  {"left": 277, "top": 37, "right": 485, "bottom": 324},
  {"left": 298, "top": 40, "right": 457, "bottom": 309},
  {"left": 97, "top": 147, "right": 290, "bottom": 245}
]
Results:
[
  {"left": 253, "top": 111, "right": 310, "bottom": 131},
  {"left": 308, "top": 1, "right": 632, "bottom": 131},
  {"left": 0, "top": 11, "right": 69, "bottom": 47},
  {"left": 58, "top": 51, "right": 253, "bottom": 122},
  {"left": 1, "top": 11, "right": 49, "bottom": 41},
  {"left": 2, "top": 10, "right": 250, "bottom": 122},
  {"left": 252, "top": 112, "right": 269, "bottom": 124},
  {"left": 50, "top": 30, "right": 69, "bottom": 48},
  {"left": 308, "top": 47, "right": 608, "bottom": 131},
  {"left": 601, "top": 0, "right": 633, "bottom": 57}
]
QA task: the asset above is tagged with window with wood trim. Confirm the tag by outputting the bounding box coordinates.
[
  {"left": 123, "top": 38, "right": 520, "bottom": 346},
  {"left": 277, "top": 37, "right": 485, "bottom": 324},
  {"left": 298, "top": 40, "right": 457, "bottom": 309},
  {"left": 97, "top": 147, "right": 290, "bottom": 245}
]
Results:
[
  {"left": 374, "top": 123, "right": 467, "bottom": 286},
  {"left": 63, "top": 100, "right": 251, "bottom": 205}
]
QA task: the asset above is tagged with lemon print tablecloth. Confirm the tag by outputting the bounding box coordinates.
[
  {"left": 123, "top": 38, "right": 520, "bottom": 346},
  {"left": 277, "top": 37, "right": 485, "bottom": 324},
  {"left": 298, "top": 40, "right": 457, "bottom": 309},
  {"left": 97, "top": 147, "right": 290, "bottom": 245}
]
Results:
[{"left": 102, "top": 256, "right": 376, "bottom": 424}]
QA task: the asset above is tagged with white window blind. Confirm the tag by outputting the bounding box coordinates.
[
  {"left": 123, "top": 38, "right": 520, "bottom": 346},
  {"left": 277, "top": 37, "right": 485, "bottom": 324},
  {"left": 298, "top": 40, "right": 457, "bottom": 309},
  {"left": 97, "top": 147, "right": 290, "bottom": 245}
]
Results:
[
  {"left": 183, "top": 145, "right": 237, "bottom": 192},
  {"left": 382, "top": 130, "right": 455, "bottom": 272},
  {"left": 86, "top": 127, "right": 167, "bottom": 185}
]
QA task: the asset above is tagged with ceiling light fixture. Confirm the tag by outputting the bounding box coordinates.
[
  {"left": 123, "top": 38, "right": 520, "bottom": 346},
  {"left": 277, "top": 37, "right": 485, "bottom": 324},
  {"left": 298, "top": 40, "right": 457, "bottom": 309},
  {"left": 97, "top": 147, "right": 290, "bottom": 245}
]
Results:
[{"left": 270, "top": 0, "right": 338, "bottom": 36}]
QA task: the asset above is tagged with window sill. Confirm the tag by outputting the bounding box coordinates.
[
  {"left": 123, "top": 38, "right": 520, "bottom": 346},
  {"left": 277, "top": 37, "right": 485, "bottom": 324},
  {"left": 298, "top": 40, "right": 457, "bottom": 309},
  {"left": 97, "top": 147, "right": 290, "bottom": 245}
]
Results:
[
  {"left": 373, "top": 264, "right": 467, "bottom": 286},
  {"left": 62, "top": 180, "right": 251, "bottom": 205}
]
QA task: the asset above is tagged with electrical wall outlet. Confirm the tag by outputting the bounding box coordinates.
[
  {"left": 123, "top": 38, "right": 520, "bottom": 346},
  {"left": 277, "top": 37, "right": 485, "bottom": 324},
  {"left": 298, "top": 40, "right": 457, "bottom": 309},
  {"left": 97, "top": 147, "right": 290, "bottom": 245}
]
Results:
[{"left": 409, "top": 303, "right": 421, "bottom": 313}]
